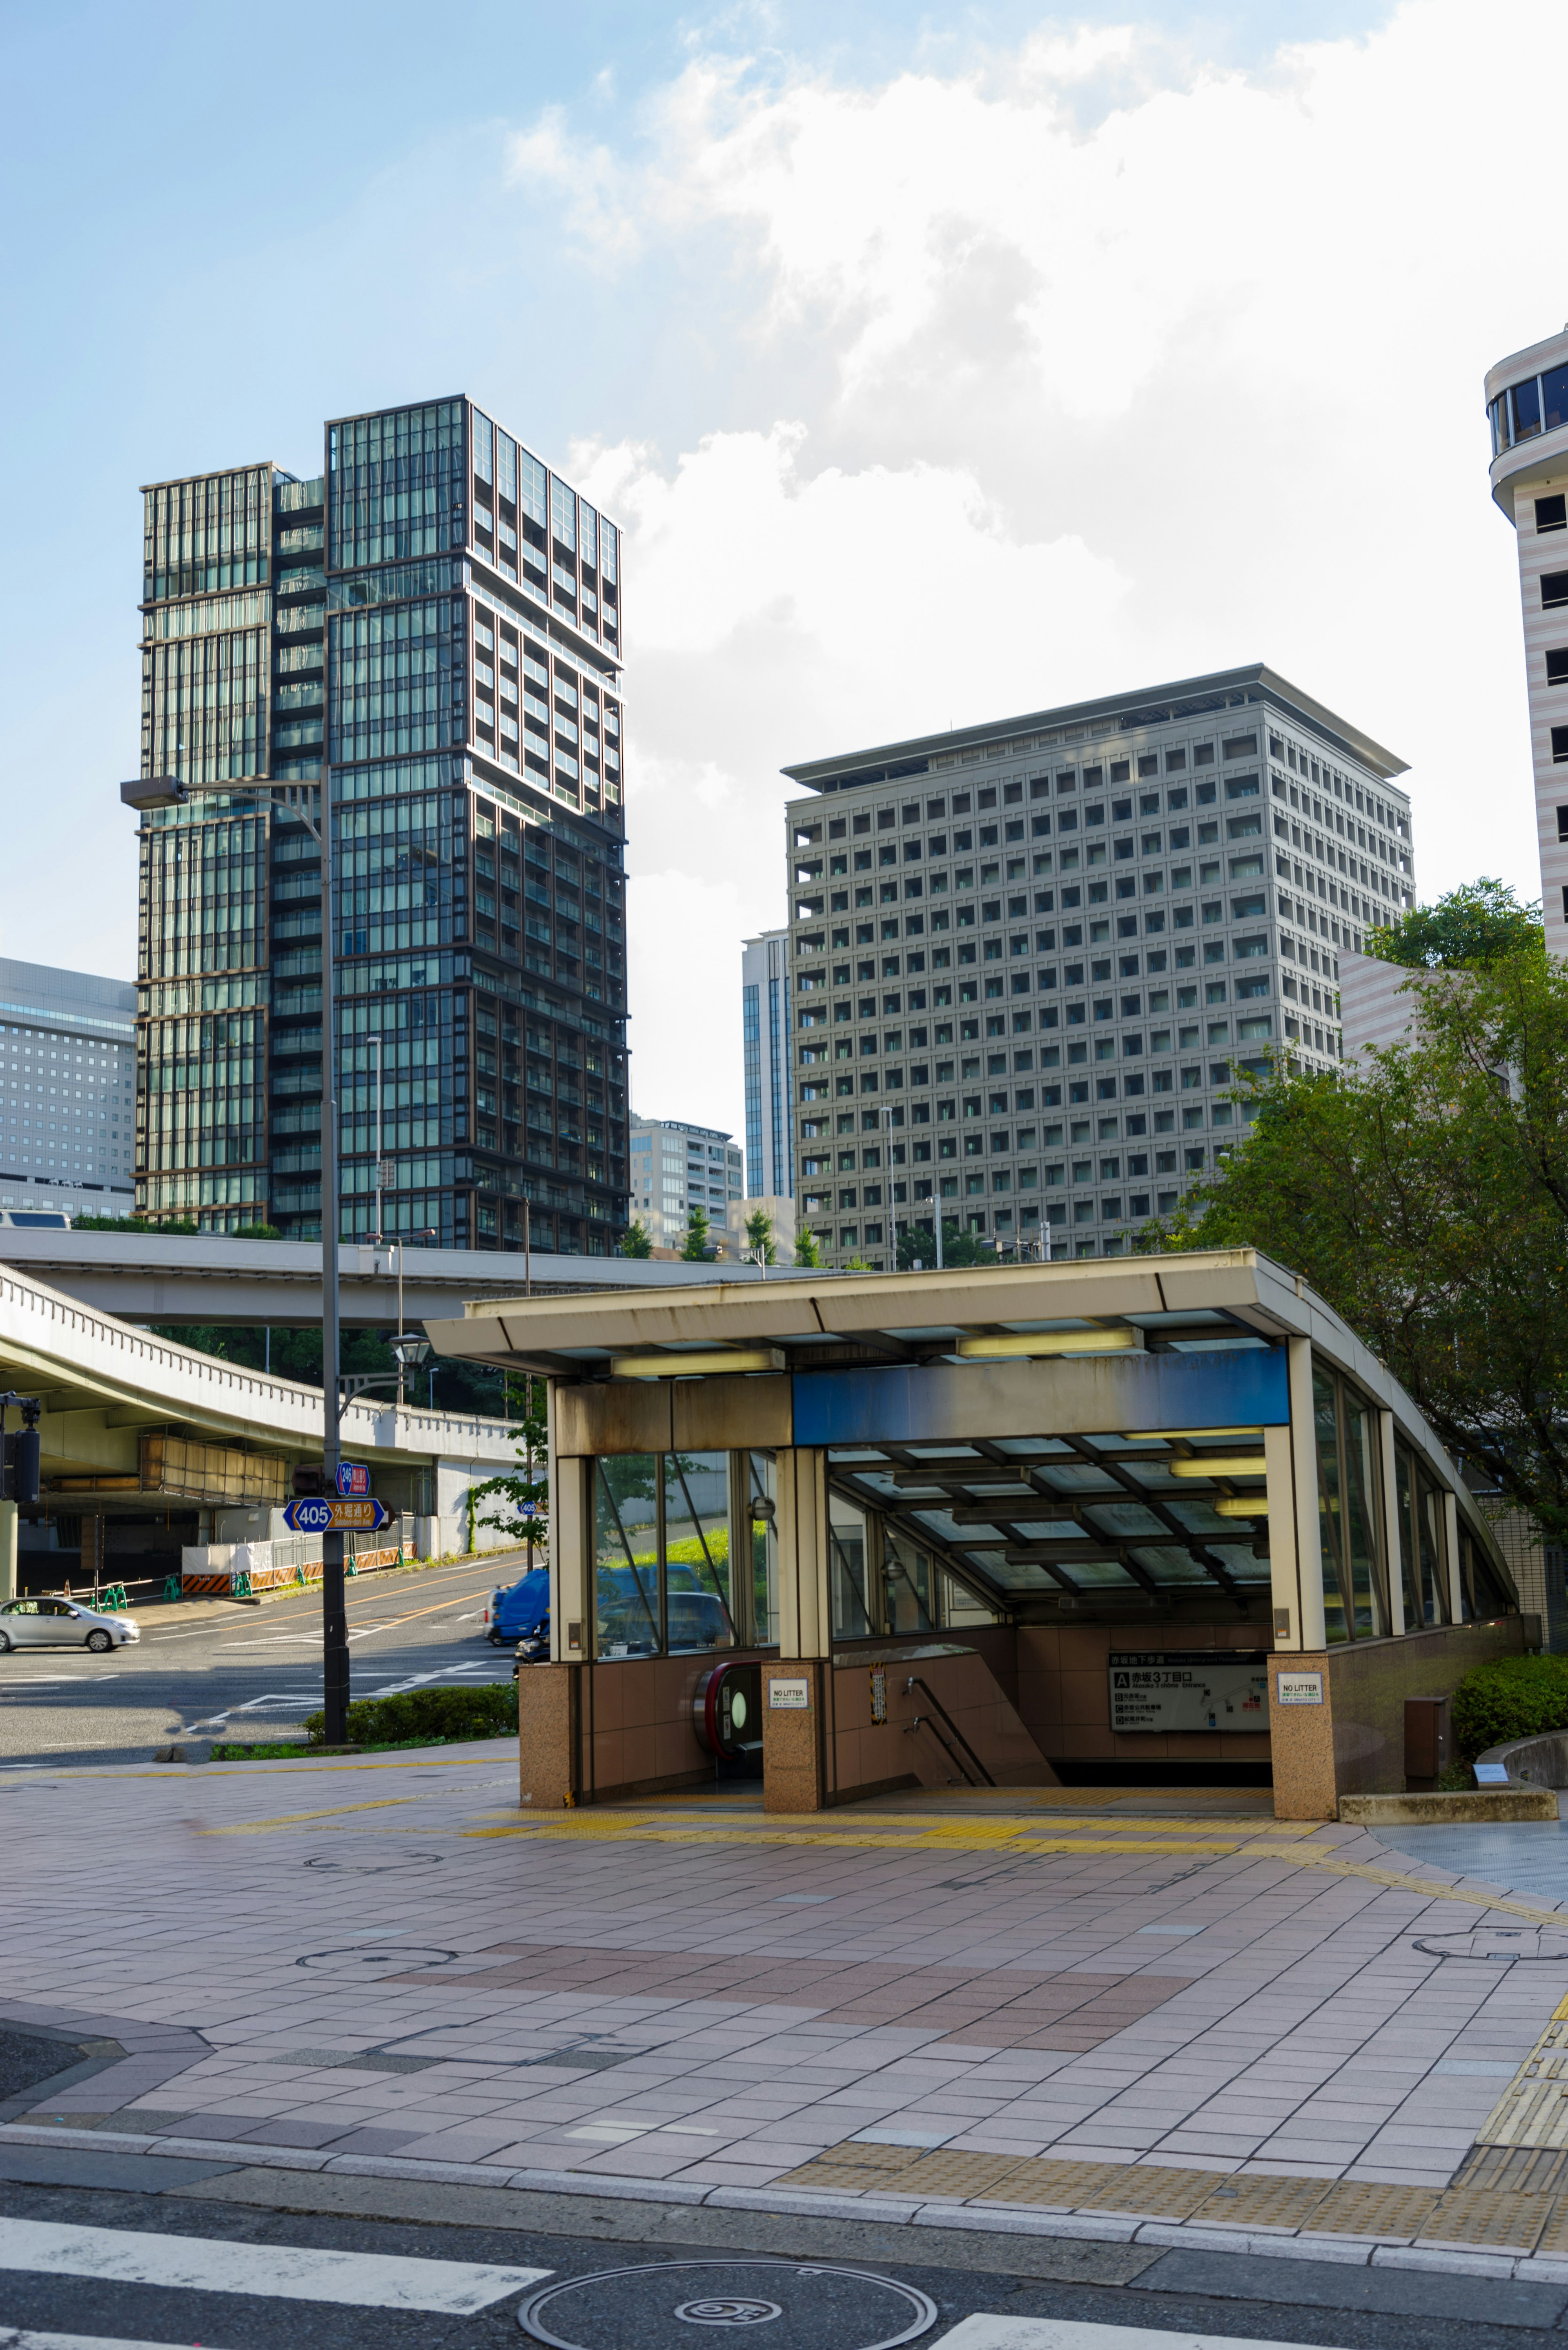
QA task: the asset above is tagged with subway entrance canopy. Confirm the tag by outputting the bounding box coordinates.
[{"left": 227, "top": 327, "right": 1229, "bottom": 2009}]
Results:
[{"left": 431, "top": 1250, "right": 1522, "bottom": 1820}]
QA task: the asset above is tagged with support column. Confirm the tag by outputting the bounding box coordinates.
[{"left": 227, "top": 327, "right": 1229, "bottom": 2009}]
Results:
[
  {"left": 1264, "top": 1423, "right": 1301, "bottom": 1650},
  {"left": 1379, "top": 1411, "right": 1406, "bottom": 1637},
  {"left": 765, "top": 1447, "right": 832, "bottom": 1813},
  {"left": 520, "top": 1433, "right": 590, "bottom": 1812},
  {"left": 80, "top": 1514, "right": 105, "bottom": 1593},
  {"left": 0, "top": 1501, "right": 16, "bottom": 1604},
  {"left": 1445, "top": 1490, "right": 1465, "bottom": 1623},
  {"left": 1287, "top": 1337, "right": 1326, "bottom": 1650}
]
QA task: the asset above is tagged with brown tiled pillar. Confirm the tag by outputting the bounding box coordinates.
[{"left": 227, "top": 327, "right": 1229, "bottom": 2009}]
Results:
[
  {"left": 766, "top": 1449, "right": 832, "bottom": 1813},
  {"left": 518, "top": 1662, "right": 581, "bottom": 1809},
  {"left": 763, "top": 1660, "right": 827, "bottom": 1813}
]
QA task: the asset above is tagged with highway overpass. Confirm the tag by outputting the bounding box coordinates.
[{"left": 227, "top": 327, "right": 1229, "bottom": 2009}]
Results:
[
  {"left": 0, "top": 1229, "right": 793, "bottom": 1329},
  {"left": 0, "top": 1257, "right": 522, "bottom": 1593}
]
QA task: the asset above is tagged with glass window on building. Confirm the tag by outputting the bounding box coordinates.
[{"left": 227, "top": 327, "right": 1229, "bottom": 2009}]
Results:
[
  {"left": 829, "top": 1492, "right": 875, "bottom": 1639},
  {"left": 1393, "top": 1443, "right": 1450, "bottom": 1629},
  {"left": 662, "top": 1450, "right": 736, "bottom": 1652},
  {"left": 592, "top": 1452, "right": 736, "bottom": 1659},
  {"left": 884, "top": 1527, "right": 936, "bottom": 1634},
  {"left": 1313, "top": 1366, "right": 1390, "bottom": 1640},
  {"left": 748, "top": 1450, "right": 779, "bottom": 1645}
]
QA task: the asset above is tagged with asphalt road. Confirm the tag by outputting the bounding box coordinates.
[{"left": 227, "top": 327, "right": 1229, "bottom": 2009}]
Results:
[
  {"left": 0, "top": 2154, "right": 1560, "bottom": 2350},
  {"left": 0, "top": 1553, "right": 528, "bottom": 1768}
]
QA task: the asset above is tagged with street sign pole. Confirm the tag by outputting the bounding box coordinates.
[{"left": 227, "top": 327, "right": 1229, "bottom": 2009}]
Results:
[{"left": 320, "top": 558, "right": 348, "bottom": 1747}]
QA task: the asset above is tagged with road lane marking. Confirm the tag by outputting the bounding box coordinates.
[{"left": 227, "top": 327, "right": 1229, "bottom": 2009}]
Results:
[
  {"left": 0, "top": 2216, "right": 549, "bottom": 2312},
  {"left": 931, "top": 2323, "right": 1338, "bottom": 2350},
  {"left": 0, "top": 2328, "right": 242, "bottom": 2350}
]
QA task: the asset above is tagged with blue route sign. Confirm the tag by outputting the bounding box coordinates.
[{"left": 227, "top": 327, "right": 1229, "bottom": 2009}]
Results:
[
  {"left": 282, "top": 1497, "right": 394, "bottom": 1534},
  {"left": 336, "top": 1462, "right": 370, "bottom": 1497}
]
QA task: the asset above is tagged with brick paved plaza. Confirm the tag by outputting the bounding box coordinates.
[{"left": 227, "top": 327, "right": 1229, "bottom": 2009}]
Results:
[{"left": 7, "top": 1748, "right": 1568, "bottom": 2248}]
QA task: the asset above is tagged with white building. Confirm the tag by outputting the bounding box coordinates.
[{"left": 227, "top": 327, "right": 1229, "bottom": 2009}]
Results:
[
  {"left": 741, "top": 928, "right": 793, "bottom": 1202},
  {"left": 781, "top": 665, "right": 1415, "bottom": 1271},
  {"left": 0, "top": 959, "right": 137, "bottom": 1221},
  {"left": 629, "top": 1113, "right": 743, "bottom": 1252},
  {"left": 1485, "top": 328, "right": 1568, "bottom": 955}
]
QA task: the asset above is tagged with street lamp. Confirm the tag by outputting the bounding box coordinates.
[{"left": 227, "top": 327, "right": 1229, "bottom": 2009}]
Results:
[{"left": 389, "top": 1330, "right": 432, "bottom": 1410}]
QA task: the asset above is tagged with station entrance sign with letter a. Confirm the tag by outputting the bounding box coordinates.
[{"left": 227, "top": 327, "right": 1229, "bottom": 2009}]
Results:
[{"left": 1107, "top": 1650, "right": 1268, "bottom": 1734}]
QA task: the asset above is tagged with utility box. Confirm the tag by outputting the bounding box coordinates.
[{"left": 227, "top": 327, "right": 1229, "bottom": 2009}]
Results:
[{"left": 1405, "top": 1695, "right": 1452, "bottom": 1790}]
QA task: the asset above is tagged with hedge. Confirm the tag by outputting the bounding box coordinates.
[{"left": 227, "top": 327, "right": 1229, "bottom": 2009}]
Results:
[
  {"left": 303, "top": 1682, "right": 518, "bottom": 1748},
  {"left": 1450, "top": 1653, "right": 1568, "bottom": 1763}
]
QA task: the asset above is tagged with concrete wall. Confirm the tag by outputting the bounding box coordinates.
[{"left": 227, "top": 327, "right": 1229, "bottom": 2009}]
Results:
[
  {"left": 1267, "top": 1616, "right": 1531, "bottom": 1819},
  {"left": 828, "top": 1645, "right": 1055, "bottom": 1796},
  {"left": 1338, "top": 951, "right": 1437, "bottom": 1064}
]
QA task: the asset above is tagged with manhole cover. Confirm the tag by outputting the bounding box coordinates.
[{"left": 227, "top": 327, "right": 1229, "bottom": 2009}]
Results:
[
  {"left": 303, "top": 1849, "right": 444, "bottom": 1873},
  {"left": 1412, "top": 1930, "right": 1568, "bottom": 1962},
  {"left": 296, "top": 1946, "right": 456, "bottom": 1973},
  {"left": 518, "top": 2263, "right": 936, "bottom": 2350}
]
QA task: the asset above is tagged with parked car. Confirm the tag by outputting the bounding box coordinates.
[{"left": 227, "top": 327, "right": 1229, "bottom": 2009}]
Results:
[
  {"left": 485, "top": 1568, "right": 549, "bottom": 1660},
  {"left": 0, "top": 1598, "right": 140, "bottom": 1652}
]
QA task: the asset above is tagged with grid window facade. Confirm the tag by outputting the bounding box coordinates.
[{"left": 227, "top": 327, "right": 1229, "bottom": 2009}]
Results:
[{"left": 784, "top": 670, "right": 1414, "bottom": 1271}]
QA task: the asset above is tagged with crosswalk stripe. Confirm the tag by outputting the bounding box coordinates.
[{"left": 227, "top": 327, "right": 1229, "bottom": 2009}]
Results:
[
  {"left": 0, "top": 2331, "right": 227, "bottom": 2350},
  {"left": 933, "top": 2319, "right": 1339, "bottom": 2350},
  {"left": 0, "top": 2218, "right": 550, "bottom": 2313}
]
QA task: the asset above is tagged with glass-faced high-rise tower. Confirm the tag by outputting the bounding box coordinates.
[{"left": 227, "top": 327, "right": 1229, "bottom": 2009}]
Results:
[{"left": 130, "top": 399, "right": 629, "bottom": 1251}]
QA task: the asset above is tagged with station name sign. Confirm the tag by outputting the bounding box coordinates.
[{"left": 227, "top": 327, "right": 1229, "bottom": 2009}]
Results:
[{"left": 1108, "top": 1650, "right": 1270, "bottom": 1735}]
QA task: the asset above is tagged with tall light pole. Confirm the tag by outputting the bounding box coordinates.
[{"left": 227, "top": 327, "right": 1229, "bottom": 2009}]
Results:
[
  {"left": 122, "top": 746, "right": 350, "bottom": 1739},
  {"left": 318, "top": 733, "right": 348, "bottom": 1746}
]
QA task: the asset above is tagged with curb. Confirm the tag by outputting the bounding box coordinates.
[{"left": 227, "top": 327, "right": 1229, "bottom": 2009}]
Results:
[{"left": 1, "top": 2122, "right": 1558, "bottom": 2281}]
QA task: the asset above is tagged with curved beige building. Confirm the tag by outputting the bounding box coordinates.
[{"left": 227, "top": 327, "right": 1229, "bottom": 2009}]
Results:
[{"left": 1486, "top": 328, "right": 1568, "bottom": 952}]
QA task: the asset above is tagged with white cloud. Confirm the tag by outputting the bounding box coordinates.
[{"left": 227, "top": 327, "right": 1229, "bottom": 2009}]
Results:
[{"left": 507, "top": 4, "right": 1563, "bottom": 1140}]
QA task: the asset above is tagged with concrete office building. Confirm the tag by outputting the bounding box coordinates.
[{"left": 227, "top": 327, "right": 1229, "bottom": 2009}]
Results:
[
  {"left": 782, "top": 666, "right": 1416, "bottom": 1271},
  {"left": 126, "top": 399, "right": 629, "bottom": 1251},
  {"left": 1485, "top": 329, "right": 1568, "bottom": 956},
  {"left": 630, "top": 1114, "right": 743, "bottom": 1251},
  {"left": 741, "top": 928, "right": 793, "bottom": 1202},
  {"left": 0, "top": 960, "right": 137, "bottom": 1220}
]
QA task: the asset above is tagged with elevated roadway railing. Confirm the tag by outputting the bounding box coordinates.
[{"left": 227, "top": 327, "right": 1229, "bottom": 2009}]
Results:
[{"left": 0, "top": 1231, "right": 796, "bottom": 1329}]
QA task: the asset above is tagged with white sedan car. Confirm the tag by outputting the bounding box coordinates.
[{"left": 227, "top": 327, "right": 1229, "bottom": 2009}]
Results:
[{"left": 0, "top": 1598, "right": 140, "bottom": 1653}]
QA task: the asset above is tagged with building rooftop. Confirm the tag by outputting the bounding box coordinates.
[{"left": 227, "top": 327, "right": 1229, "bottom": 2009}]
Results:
[{"left": 780, "top": 662, "right": 1408, "bottom": 794}]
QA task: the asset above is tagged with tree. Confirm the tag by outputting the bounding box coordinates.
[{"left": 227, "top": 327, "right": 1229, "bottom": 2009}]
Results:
[
  {"left": 619, "top": 1218, "right": 652, "bottom": 1259},
  {"left": 1138, "top": 943, "right": 1568, "bottom": 1545},
  {"left": 895, "top": 1219, "right": 992, "bottom": 1268},
  {"left": 744, "top": 1207, "right": 777, "bottom": 1264},
  {"left": 794, "top": 1222, "right": 823, "bottom": 1268},
  {"left": 1364, "top": 878, "right": 1544, "bottom": 971},
  {"left": 680, "top": 1205, "right": 711, "bottom": 1261},
  {"left": 468, "top": 1377, "right": 549, "bottom": 1561}
]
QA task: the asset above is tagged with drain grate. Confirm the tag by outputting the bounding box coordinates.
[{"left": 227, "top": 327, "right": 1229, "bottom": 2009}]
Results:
[{"left": 517, "top": 2262, "right": 936, "bottom": 2350}]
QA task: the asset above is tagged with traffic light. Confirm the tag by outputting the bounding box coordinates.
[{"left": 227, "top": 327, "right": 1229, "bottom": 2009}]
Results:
[
  {"left": 4, "top": 1429, "right": 39, "bottom": 1506},
  {"left": 292, "top": 1464, "right": 331, "bottom": 1498}
]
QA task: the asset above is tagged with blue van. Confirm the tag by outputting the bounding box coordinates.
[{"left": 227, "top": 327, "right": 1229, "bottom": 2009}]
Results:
[{"left": 484, "top": 1567, "right": 549, "bottom": 1659}]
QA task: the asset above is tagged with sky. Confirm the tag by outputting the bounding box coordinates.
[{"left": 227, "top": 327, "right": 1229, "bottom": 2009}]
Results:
[{"left": 0, "top": 0, "right": 1557, "bottom": 1140}]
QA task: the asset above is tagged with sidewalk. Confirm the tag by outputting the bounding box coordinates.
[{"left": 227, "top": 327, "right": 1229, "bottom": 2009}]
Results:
[{"left": 5, "top": 1755, "right": 1568, "bottom": 2274}]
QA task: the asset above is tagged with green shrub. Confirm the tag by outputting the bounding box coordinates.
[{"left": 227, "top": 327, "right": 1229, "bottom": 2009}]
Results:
[
  {"left": 303, "top": 1682, "right": 517, "bottom": 1748},
  {"left": 1450, "top": 1653, "right": 1568, "bottom": 1761}
]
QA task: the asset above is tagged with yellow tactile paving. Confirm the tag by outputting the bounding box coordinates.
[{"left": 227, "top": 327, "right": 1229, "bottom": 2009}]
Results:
[
  {"left": 1065, "top": 2166, "right": 1220, "bottom": 2220},
  {"left": 1417, "top": 2189, "right": 1551, "bottom": 2254},
  {"left": 1307, "top": 2180, "right": 1441, "bottom": 2241},
  {"left": 462, "top": 1819, "right": 1278, "bottom": 1854},
  {"left": 200, "top": 1796, "right": 423, "bottom": 1835},
  {"left": 1193, "top": 2173, "right": 1332, "bottom": 2230},
  {"left": 788, "top": 2141, "right": 1568, "bottom": 2249}
]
